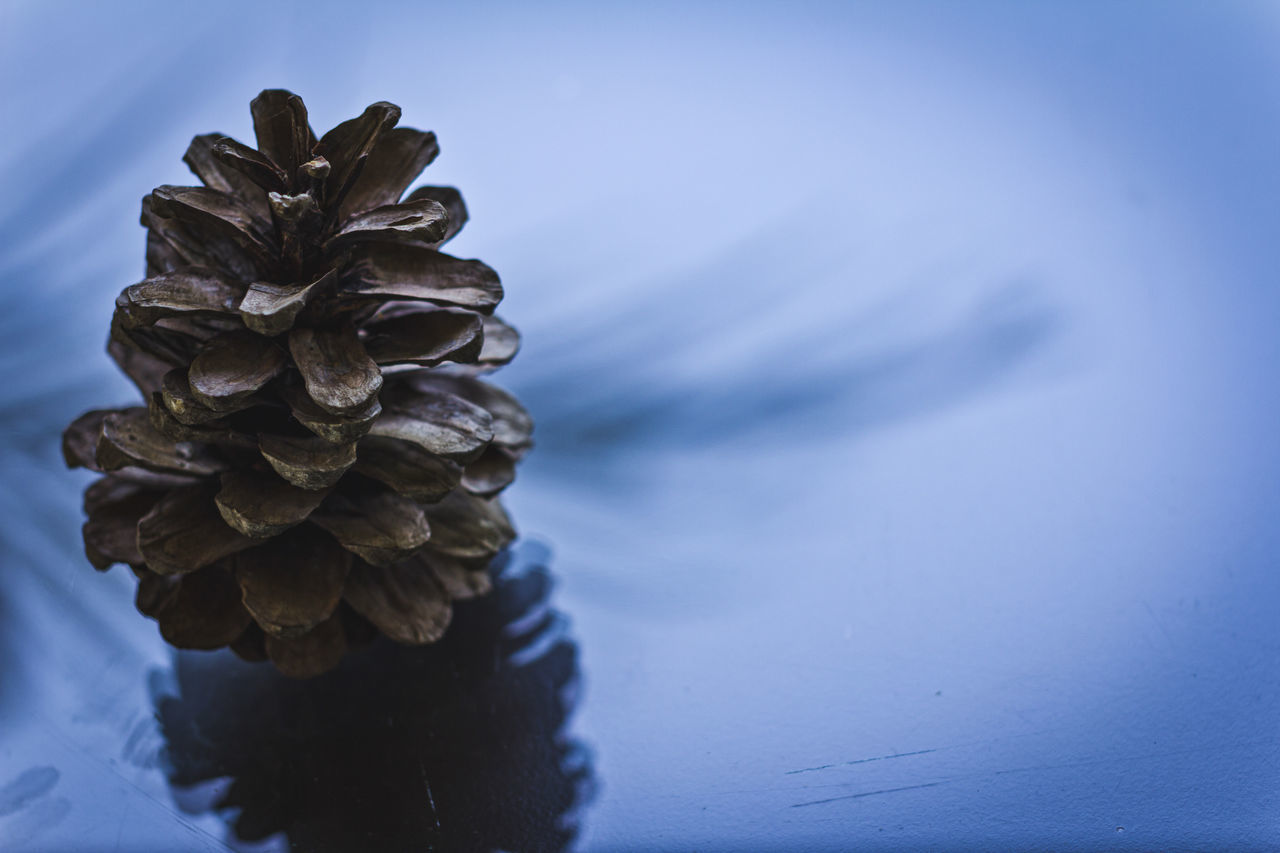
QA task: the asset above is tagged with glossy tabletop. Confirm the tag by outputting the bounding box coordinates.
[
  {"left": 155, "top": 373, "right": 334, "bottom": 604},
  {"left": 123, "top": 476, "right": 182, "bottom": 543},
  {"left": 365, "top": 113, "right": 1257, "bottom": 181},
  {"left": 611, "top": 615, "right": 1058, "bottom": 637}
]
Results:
[{"left": 1, "top": 2, "right": 1279, "bottom": 850}]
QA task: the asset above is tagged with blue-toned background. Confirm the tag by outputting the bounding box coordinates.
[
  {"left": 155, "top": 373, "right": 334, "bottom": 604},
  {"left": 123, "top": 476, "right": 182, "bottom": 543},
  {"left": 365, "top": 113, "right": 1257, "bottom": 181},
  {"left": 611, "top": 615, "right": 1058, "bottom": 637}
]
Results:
[{"left": 1, "top": 1, "right": 1279, "bottom": 850}]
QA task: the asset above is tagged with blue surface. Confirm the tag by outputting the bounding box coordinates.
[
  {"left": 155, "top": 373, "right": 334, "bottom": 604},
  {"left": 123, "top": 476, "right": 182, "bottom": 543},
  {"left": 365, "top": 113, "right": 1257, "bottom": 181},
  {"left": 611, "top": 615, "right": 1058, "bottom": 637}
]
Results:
[{"left": 1, "top": 1, "right": 1279, "bottom": 850}]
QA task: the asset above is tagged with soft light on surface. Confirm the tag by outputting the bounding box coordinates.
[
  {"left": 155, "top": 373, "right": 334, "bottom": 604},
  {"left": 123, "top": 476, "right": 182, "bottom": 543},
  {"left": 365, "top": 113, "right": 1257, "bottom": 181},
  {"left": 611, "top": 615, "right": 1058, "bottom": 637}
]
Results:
[{"left": 1, "top": 2, "right": 1278, "bottom": 850}]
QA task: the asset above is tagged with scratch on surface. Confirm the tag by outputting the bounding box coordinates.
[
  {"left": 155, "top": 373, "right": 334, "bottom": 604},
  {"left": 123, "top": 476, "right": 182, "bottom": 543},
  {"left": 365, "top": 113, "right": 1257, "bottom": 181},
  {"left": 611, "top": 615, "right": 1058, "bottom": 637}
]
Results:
[
  {"left": 38, "top": 719, "right": 227, "bottom": 850},
  {"left": 786, "top": 748, "right": 939, "bottom": 775},
  {"left": 791, "top": 781, "right": 947, "bottom": 808},
  {"left": 420, "top": 760, "right": 441, "bottom": 830}
]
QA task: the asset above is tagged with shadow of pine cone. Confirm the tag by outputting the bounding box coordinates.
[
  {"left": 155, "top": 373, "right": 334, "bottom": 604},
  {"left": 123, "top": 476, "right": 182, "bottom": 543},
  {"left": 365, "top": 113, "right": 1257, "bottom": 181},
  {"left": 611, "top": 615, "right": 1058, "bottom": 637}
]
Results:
[{"left": 153, "top": 542, "right": 594, "bottom": 853}]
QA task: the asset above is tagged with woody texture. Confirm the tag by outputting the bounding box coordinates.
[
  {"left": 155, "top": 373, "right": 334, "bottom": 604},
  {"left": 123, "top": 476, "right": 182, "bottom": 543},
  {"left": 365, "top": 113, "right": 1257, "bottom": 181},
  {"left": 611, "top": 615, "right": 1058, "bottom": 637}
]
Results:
[{"left": 61, "top": 90, "right": 531, "bottom": 677}]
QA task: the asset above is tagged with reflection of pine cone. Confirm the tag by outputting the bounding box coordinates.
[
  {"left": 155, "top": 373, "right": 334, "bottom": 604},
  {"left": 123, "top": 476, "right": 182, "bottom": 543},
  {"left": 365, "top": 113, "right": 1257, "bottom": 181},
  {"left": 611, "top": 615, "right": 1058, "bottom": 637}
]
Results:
[
  {"left": 156, "top": 544, "right": 591, "bottom": 852},
  {"left": 62, "top": 90, "right": 532, "bottom": 677}
]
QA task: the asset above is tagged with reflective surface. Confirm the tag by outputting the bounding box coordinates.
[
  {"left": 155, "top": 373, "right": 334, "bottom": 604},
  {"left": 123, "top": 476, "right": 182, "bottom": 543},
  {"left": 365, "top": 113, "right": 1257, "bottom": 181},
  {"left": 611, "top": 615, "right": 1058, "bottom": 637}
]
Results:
[{"left": 3, "top": 2, "right": 1280, "bottom": 850}]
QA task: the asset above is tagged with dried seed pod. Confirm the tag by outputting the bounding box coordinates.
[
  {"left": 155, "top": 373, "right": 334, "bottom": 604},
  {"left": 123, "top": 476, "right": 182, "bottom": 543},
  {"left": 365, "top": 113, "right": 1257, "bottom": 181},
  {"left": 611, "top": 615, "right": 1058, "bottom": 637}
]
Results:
[{"left": 63, "top": 90, "right": 529, "bottom": 676}]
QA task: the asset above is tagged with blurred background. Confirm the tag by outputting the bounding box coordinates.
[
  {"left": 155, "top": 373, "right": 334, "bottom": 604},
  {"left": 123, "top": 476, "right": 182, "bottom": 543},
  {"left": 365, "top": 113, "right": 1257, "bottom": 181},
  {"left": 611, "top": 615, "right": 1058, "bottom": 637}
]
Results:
[{"left": 2, "top": 1, "right": 1279, "bottom": 850}]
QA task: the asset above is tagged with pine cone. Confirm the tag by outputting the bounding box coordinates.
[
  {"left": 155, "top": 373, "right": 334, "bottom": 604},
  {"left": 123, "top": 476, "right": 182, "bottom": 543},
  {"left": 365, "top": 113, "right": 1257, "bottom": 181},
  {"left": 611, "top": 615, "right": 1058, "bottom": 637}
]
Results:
[{"left": 61, "top": 90, "right": 532, "bottom": 677}]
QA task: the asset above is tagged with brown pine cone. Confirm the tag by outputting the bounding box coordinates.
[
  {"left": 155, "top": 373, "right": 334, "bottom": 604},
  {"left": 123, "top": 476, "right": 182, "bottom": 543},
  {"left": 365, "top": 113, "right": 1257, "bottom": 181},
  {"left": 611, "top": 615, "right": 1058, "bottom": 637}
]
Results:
[{"left": 61, "top": 90, "right": 532, "bottom": 677}]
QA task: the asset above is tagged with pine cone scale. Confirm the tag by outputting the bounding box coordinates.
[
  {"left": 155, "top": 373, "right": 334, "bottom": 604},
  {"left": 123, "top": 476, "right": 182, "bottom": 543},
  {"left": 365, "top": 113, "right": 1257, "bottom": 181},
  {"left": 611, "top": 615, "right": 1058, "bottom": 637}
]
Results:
[
  {"left": 337, "top": 127, "right": 440, "bottom": 221},
  {"left": 214, "top": 470, "right": 331, "bottom": 538},
  {"left": 258, "top": 432, "right": 356, "bottom": 489},
  {"left": 151, "top": 185, "right": 277, "bottom": 269},
  {"left": 234, "top": 528, "right": 350, "bottom": 637},
  {"left": 264, "top": 611, "right": 346, "bottom": 678},
  {"left": 248, "top": 90, "right": 315, "bottom": 187},
  {"left": 352, "top": 434, "right": 463, "bottom": 502},
  {"left": 309, "top": 483, "right": 432, "bottom": 567},
  {"left": 238, "top": 269, "right": 333, "bottom": 335},
  {"left": 287, "top": 325, "right": 383, "bottom": 415},
  {"left": 326, "top": 197, "right": 450, "bottom": 251},
  {"left": 83, "top": 484, "right": 156, "bottom": 569},
  {"left": 343, "top": 559, "right": 452, "bottom": 645},
  {"left": 115, "top": 269, "right": 245, "bottom": 328},
  {"left": 212, "top": 135, "right": 289, "bottom": 194},
  {"left": 150, "top": 564, "right": 252, "bottom": 650},
  {"left": 369, "top": 390, "right": 493, "bottom": 462},
  {"left": 160, "top": 368, "right": 244, "bottom": 425},
  {"left": 97, "top": 408, "right": 229, "bottom": 476},
  {"left": 187, "top": 330, "right": 286, "bottom": 410},
  {"left": 341, "top": 244, "right": 504, "bottom": 311},
  {"left": 280, "top": 381, "right": 381, "bottom": 444},
  {"left": 136, "top": 485, "right": 257, "bottom": 575},
  {"left": 315, "top": 101, "right": 401, "bottom": 209},
  {"left": 183, "top": 134, "right": 271, "bottom": 217}
]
